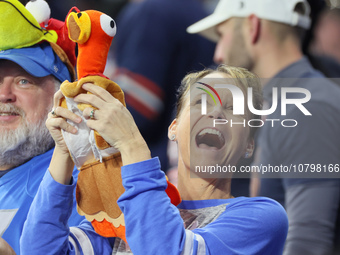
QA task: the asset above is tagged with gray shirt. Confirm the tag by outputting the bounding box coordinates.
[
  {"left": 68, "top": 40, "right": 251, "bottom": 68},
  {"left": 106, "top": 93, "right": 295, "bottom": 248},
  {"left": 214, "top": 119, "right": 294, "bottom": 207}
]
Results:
[{"left": 256, "top": 57, "right": 340, "bottom": 255}]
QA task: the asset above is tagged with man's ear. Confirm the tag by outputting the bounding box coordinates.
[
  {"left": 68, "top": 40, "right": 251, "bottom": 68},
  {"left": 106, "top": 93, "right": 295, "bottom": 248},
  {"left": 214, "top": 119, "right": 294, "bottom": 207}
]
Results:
[
  {"left": 248, "top": 14, "right": 261, "bottom": 44},
  {"left": 245, "top": 138, "right": 255, "bottom": 158},
  {"left": 168, "top": 118, "right": 178, "bottom": 141}
]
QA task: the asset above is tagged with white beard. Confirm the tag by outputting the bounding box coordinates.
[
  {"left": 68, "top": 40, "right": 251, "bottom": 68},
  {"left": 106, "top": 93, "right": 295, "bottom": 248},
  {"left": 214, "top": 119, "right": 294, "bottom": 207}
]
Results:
[{"left": 0, "top": 104, "right": 54, "bottom": 169}]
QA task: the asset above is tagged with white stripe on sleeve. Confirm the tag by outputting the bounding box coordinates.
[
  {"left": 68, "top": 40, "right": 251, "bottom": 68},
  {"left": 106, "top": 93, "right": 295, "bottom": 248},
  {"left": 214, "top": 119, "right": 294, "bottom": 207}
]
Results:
[
  {"left": 69, "top": 227, "right": 94, "bottom": 255},
  {"left": 68, "top": 235, "right": 81, "bottom": 255},
  {"left": 181, "top": 230, "right": 206, "bottom": 255}
]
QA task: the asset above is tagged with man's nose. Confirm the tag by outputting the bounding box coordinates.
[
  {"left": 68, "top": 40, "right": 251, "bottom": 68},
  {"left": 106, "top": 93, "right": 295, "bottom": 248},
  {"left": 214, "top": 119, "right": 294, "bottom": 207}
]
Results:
[{"left": 0, "top": 79, "right": 16, "bottom": 103}]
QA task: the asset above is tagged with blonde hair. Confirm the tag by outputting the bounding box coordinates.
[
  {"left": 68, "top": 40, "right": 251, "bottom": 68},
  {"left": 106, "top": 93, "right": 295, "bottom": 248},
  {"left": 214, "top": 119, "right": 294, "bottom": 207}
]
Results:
[{"left": 176, "top": 64, "right": 263, "bottom": 138}]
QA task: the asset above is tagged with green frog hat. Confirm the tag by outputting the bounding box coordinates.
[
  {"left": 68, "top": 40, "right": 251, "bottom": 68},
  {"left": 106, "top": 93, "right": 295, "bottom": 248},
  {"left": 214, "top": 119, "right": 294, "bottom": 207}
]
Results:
[
  {"left": 0, "top": 0, "right": 57, "bottom": 50},
  {"left": 0, "top": 0, "right": 76, "bottom": 81}
]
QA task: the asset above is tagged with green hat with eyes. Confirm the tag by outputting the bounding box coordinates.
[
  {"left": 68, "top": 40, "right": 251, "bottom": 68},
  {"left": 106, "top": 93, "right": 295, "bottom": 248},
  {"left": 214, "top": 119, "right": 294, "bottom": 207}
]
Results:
[{"left": 0, "top": 0, "right": 76, "bottom": 82}]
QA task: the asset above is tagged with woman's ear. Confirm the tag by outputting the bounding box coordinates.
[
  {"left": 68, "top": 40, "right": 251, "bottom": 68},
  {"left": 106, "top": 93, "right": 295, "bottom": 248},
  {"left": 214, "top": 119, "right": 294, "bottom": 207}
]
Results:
[
  {"left": 244, "top": 138, "right": 255, "bottom": 158},
  {"left": 168, "top": 118, "right": 178, "bottom": 141}
]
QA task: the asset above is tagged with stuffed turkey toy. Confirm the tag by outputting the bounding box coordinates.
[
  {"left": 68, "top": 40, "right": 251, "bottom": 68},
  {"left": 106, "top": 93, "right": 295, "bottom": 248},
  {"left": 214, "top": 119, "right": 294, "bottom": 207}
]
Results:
[
  {"left": 59, "top": 6, "right": 129, "bottom": 241},
  {"left": 58, "top": 6, "right": 182, "bottom": 243}
]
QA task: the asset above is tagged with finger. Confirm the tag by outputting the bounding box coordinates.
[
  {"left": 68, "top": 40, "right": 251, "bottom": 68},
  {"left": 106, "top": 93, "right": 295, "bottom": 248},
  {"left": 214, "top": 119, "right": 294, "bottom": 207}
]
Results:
[
  {"left": 50, "top": 108, "right": 57, "bottom": 117},
  {"left": 75, "top": 91, "right": 124, "bottom": 111},
  {"left": 74, "top": 92, "right": 105, "bottom": 110},
  {"left": 53, "top": 106, "right": 82, "bottom": 124},
  {"left": 53, "top": 90, "right": 64, "bottom": 108},
  {"left": 47, "top": 111, "right": 56, "bottom": 120},
  {"left": 85, "top": 119, "right": 96, "bottom": 130},
  {"left": 47, "top": 116, "right": 78, "bottom": 134},
  {"left": 82, "top": 107, "right": 98, "bottom": 120},
  {"left": 82, "top": 83, "right": 116, "bottom": 102}
]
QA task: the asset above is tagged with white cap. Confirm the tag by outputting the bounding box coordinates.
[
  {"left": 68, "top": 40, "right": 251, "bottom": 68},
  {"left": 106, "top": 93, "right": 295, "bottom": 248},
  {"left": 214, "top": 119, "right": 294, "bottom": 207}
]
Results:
[{"left": 187, "top": 0, "right": 311, "bottom": 42}]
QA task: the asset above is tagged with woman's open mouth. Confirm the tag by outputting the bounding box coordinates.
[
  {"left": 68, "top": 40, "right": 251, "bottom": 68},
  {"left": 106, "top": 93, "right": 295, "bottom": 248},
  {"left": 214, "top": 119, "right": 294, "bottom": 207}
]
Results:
[{"left": 195, "top": 128, "right": 225, "bottom": 150}]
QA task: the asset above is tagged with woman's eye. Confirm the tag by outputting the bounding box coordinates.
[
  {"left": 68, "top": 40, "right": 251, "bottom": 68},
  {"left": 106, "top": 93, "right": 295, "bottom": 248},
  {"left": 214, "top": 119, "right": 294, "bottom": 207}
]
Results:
[
  {"left": 195, "top": 99, "right": 202, "bottom": 105},
  {"left": 225, "top": 105, "right": 233, "bottom": 110}
]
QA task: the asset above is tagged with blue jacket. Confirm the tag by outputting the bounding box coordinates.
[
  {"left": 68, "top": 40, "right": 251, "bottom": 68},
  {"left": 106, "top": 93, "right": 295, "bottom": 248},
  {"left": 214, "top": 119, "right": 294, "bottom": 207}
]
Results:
[
  {"left": 0, "top": 149, "right": 84, "bottom": 254},
  {"left": 20, "top": 157, "right": 288, "bottom": 254}
]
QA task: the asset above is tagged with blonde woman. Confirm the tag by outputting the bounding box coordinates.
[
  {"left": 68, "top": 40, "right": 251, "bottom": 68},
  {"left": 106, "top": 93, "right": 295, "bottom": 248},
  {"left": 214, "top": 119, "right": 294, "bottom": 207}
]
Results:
[{"left": 21, "top": 65, "right": 288, "bottom": 254}]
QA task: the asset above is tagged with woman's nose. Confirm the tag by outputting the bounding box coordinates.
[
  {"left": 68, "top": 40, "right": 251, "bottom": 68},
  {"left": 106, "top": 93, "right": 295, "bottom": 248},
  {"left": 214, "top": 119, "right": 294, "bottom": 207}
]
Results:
[{"left": 208, "top": 106, "right": 224, "bottom": 119}]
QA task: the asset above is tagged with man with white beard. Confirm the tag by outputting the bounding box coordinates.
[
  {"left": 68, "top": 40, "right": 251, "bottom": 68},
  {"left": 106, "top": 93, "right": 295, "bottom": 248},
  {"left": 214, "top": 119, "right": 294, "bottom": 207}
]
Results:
[{"left": 0, "top": 43, "right": 84, "bottom": 254}]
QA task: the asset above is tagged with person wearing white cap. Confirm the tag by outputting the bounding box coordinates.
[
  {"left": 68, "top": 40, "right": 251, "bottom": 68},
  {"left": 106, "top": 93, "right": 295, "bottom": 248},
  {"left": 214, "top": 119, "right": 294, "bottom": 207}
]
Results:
[
  {"left": 188, "top": 1, "right": 340, "bottom": 255},
  {"left": 187, "top": 0, "right": 311, "bottom": 74}
]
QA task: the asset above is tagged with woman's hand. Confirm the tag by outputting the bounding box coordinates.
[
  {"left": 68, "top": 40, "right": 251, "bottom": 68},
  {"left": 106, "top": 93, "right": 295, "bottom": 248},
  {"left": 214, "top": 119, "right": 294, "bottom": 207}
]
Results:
[
  {"left": 74, "top": 83, "right": 151, "bottom": 165},
  {"left": 46, "top": 90, "right": 82, "bottom": 184},
  {"left": 46, "top": 90, "right": 82, "bottom": 154}
]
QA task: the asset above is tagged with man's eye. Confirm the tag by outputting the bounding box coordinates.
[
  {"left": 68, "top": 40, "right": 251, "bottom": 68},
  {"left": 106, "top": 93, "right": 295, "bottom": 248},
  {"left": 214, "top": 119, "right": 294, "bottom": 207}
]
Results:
[{"left": 18, "top": 79, "right": 32, "bottom": 86}]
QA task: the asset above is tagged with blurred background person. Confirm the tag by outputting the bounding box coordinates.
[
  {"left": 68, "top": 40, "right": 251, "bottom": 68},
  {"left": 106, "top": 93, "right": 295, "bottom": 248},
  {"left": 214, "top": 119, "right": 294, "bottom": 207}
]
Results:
[
  {"left": 310, "top": 7, "right": 340, "bottom": 64},
  {"left": 187, "top": 0, "right": 340, "bottom": 254},
  {"left": 303, "top": 0, "right": 340, "bottom": 80}
]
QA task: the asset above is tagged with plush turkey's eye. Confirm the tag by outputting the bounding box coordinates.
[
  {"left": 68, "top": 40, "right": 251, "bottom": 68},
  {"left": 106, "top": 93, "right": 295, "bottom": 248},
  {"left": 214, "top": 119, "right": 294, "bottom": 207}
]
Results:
[{"left": 100, "top": 14, "right": 116, "bottom": 37}]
